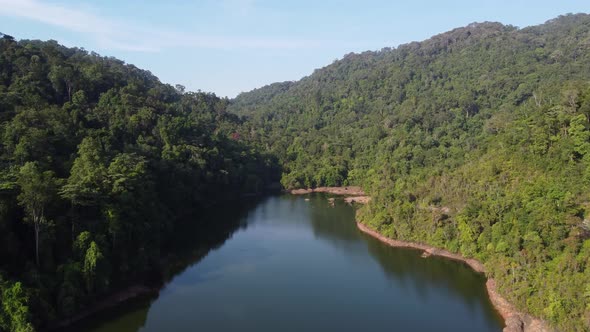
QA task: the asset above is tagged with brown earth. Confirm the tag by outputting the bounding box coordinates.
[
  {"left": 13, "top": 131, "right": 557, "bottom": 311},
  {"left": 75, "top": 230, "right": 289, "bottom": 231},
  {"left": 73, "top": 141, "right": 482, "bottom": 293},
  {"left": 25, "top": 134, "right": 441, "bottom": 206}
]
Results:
[
  {"left": 289, "top": 186, "right": 371, "bottom": 204},
  {"left": 356, "top": 222, "right": 555, "bottom": 332},
  {"left": 289, "top": 187, "right": 554, "bottom": 331},
  {"left": 289, "top": 186, "right": 366, "bottom": 196},
  {"left": 343, "top": 196, "right": 371, "bottom": 204}
]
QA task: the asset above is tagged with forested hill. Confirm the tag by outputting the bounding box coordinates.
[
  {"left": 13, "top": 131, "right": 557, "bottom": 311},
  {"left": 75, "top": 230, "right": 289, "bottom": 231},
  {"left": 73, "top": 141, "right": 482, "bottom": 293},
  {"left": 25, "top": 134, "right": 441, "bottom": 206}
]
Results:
[
  {"left": 230, "top": 14, "right": 590, "bottom": 331},
  {"left": 0, "top": 35, "right": 278, "bottom": 331}
]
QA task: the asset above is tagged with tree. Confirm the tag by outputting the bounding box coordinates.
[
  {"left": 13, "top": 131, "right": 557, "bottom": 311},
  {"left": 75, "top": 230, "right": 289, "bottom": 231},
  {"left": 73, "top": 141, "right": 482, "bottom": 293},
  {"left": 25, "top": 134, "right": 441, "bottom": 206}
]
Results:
[
  {"left": 0, "top": 34, "right": 279, "bottom": 329},
  {"left": 48, "top": 65, "right": 76, "bottom": 102},
  {"left": 83, "top": 241, "right": 106, "bottom": 294},
  {"left": 61, "top": 137, "right": 109, "bottom": 206},
  {"left": 16, "top": 162, "right": 57, "bottom": 267},
  {"left": 569, "top": 114, "right": 590, "bottom": 157},
  {"left": 60, "top": 137, "right": 108, "bottom": 238},
  {"left": 0, "top": 278, "right": 34, "bottom": 332},
  {"left": 105, "top": 153, "right": 151, "bottom": 248}
]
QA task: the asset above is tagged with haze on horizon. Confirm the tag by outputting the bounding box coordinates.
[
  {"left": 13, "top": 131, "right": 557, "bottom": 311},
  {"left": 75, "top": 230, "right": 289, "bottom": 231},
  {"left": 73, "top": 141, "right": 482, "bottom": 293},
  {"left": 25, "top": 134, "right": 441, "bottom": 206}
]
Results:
[{"left": 0, "top": 0, "right": 588, "bottom": 98}]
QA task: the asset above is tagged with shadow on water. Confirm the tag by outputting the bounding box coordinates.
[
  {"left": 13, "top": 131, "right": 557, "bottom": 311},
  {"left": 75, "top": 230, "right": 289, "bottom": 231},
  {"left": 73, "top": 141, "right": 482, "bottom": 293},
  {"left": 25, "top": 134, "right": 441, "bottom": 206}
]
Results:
[
  {"left": 68, "top": 194, "right": 503, "bottom": 332},
  {"left": 63, "top": 196, "right": 265, "bottom": 332},
  {"left": 306, "top": 194, "right": 359, "bottom": 241},
  {"left": 361, "top": 236, "right": 503, "bottom": 324},
  {"left": 159, "top": 196, "right": 264, "bottom": 282},
  {"left": 303, "top": 193, "right": 503, "bottom": 327}
]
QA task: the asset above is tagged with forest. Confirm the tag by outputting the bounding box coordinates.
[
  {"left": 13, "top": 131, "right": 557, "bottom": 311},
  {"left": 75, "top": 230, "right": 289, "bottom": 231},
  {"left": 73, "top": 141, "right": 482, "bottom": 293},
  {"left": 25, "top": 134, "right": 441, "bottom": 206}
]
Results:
[
  {"left": 0, "top": 34, "right": 279, "bottom": 331},
  {"left": 2, "top": 12, "right": 590, "bottom": 332},
  {"left": 230, "top": 14, "right": 590, "bottom": 331}
]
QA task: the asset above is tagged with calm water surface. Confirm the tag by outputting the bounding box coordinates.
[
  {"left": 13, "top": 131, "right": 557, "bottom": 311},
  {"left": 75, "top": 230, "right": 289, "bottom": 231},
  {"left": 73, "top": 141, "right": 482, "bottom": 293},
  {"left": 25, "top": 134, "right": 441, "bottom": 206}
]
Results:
[{"left": 76, "top": 194, "right": 503, "bottom": 332}]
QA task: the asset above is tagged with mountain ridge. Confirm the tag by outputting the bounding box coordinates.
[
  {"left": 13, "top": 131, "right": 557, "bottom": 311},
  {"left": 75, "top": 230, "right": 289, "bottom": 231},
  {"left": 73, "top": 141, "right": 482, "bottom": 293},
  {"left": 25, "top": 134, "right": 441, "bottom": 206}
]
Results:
[
  {"left": 231, "top": 13, "right": 589, "bottom": 111},
  {"left": 229, "top": 13, "right": 590, "bottom": 331}
]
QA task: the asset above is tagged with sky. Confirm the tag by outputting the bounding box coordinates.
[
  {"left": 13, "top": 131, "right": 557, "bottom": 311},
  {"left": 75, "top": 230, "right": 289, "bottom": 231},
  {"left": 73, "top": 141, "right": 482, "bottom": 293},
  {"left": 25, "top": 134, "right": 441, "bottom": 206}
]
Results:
[{"left": 0, "top": 1, "right": 589, "bottom": 98}]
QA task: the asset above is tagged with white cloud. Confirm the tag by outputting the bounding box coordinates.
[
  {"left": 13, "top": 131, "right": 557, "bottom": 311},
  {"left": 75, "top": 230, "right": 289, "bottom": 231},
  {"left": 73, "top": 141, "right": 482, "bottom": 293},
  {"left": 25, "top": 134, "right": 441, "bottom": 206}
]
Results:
[{"left": 0, "top": 0, "right": 320, "bottom": 52}]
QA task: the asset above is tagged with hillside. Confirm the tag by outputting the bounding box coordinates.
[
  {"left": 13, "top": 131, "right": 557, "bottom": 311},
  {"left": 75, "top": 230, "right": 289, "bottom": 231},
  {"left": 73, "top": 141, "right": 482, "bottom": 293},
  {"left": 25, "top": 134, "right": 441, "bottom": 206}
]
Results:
[
  {"left": 0, "top": 35, "right": 278, "bottom": 331},
  {"left": 230, "top": 13, "right": 590, "bottom": 331}
]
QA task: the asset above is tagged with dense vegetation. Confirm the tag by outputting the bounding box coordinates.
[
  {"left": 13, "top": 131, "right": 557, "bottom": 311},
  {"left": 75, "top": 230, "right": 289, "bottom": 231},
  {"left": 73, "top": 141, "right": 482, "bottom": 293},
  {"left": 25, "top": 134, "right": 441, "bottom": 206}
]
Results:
[
  {"left": 230, "top": 14, "right": 590, "bottom": 331},
  {"left": 3, "top": 12, "right": 590, "bottom": 332},
  {"left": 0, "top": 34, "right": 279, "bottom": 331}
]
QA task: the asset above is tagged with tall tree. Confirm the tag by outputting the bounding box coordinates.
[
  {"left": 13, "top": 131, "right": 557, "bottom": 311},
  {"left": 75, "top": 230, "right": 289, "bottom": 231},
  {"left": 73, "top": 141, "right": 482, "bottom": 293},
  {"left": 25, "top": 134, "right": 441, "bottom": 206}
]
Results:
[
  {"left": 16, "top": 162, "right": 57, "bottom": 267},
  {"left": 60, "top": 136, "right": 108, "bottom": 239}
]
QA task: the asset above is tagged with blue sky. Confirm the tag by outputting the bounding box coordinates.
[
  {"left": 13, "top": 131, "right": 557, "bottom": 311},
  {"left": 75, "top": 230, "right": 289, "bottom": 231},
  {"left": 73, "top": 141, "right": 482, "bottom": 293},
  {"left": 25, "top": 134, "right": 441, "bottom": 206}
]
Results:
[{"left": 0, "top": 1, "right": 588, "bottom": 97}]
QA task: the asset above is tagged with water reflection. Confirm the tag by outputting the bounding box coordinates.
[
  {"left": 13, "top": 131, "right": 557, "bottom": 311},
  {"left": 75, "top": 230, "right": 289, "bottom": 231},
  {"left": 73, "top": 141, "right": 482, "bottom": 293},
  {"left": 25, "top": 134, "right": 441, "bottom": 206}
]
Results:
[
  {"left": 66, "top": 197, "right": 263, "bottom": 332},
  {"left": 72, "top": 194, "right": 503, "bottom": 332},
  {"left": 304, "top": 194, "right": 502, "bottom": 327},
  {"left": 159, "top": 197, "right": 261, "bottom": 281}
]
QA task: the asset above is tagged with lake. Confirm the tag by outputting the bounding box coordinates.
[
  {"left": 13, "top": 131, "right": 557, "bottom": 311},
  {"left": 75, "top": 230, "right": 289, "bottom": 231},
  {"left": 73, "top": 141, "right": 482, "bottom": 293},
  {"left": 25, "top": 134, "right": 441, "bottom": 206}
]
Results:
[{"left": 73, "top": 194, "right": 503, "bottom": 332}]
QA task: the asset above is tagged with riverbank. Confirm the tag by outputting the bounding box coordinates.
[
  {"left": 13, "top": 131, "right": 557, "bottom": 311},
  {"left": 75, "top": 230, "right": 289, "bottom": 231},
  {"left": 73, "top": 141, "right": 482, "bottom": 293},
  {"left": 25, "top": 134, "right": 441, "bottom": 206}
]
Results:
[
  {"left": 296, "top": 187, "right": 553, "bottom": 331},
  {"left": 356, "top": 222, "right": 554, "bottom": 332},
  {"left": 289, "top": 186, "right": 364, "bottom": 195},
  {"left": 47, "top": 285, "right": 156, "bottom": 331},
  {"left": 288, "top": 186, "right": 371, "bottom": 204}
]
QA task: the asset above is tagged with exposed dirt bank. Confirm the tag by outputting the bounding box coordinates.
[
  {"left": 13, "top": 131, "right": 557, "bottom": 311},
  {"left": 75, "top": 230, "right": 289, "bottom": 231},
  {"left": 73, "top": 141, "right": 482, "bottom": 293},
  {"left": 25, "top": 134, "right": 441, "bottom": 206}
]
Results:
[
  {"left": 289, "top": 188, "right": 553, "bottom": 331},
  {"left": 289, "top": 186, "right": 365, "bottom": 195},
  {"left": 356, "top": 222, "right": 555, "bottom": 332},
  {"left": 344, "top": 196, "right": 371, "bottom": 204},
  {"left": 289, "top": 186, "right": 371, "bottom": 204}
]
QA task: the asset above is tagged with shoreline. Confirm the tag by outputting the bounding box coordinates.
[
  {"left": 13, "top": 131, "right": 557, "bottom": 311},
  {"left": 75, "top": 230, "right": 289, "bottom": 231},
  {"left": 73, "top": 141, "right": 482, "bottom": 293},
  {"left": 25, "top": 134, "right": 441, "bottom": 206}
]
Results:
[
  {"left": 288, "top": 186, "right": 371, "bottom": 204},
  {"left": 47, "top": 285, "right": 156, "bottom": 331},
  {"left": 52, "top": 188, "right": 552, "bottom": 332},
  {"left": 356, "top": 222, "right": 554, "bottom": 332},
  {"left": 289, "top": 186, "right": 552, "bottom": 332}
]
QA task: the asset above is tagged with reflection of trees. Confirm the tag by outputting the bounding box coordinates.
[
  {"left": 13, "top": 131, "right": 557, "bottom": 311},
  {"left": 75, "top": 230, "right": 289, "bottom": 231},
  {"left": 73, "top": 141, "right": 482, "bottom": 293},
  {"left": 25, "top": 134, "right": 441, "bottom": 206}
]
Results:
[
  {"left": 66, "top": 296, "right": 154, "bottom": 332},
  {"left": 306, "top": 193, "right": 365, "bottom": 253},
  {"left": 76, "top": 194, "right": 502, "bottom": 331},
  {"left": 361, "top": 232, "right": 502, "bottom": 325},
  {"left": 160, "top": 196, "right": 265, "bottom": 282},
  {"left": 304, "top": 193, "right": 501, "bottom": 327},
  {"left": 72, "top": 196, "right": 265, "bottom": 332},
  {"left": 303, "top": 192, "right": 492, "bottom": 311}
]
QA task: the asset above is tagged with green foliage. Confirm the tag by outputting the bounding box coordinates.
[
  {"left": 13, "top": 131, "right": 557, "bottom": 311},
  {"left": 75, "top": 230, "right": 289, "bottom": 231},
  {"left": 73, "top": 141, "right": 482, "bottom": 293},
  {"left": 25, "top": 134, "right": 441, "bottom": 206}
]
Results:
[
  {"left": 16, "top": 162, "right": 57, "bottom": 267},
  {"left": 60, "top": 137, "right": 109, "bottom": 206},
  {"left": 16, "top": 162, "right": 57, "bottom": 221},
  {"left": 82, "top": 241, "right": 108, "bottom": 294},
  {"left": 230, "top": 14, "right": 590, "bottom": 331},
  {"left": 569, "top": 114, "right": 590, "bottom": 158},
  {"left": 3, "top": 13, "right": 590, "bottom": 332},
  {"left": 0, "top": 276, "right": 35, "bottom": 332},
  {"left": 55, "top": 262, "right": 83, "bottom": 317},
  {"left": 0, "top": 34, "right": 280, "bottom": 330}
]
